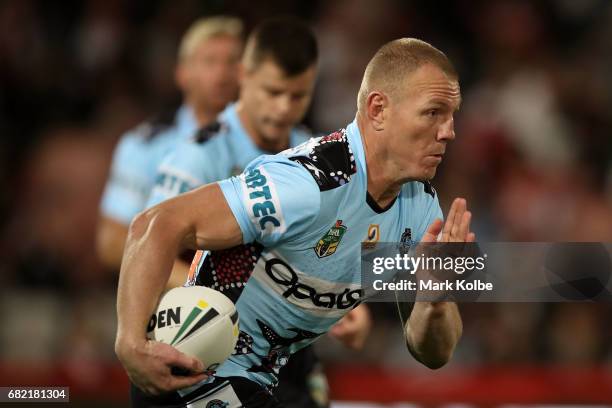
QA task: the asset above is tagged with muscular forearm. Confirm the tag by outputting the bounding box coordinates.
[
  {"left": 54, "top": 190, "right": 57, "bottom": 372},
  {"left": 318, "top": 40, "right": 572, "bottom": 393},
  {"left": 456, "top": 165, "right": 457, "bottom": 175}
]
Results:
[
  {"left": 115, "top": 206, "right": 189, "bottom": 356},
  {"left": 405, "top": 301, "right": 462, "bottom": 369}
]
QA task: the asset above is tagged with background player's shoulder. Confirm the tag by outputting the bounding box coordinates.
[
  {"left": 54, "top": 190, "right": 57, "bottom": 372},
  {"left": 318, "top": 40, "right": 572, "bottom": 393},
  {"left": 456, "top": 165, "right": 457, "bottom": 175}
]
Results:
[
  {"left": 131, "top": 103, "right": 181, "bottom": 143},
  {"left": 192, "top": 120, "right": 229, "bottom": 144},
  {"left": 285, "top": 129, "right": 357, "bottom": 191},
  {"left": 291, "top": 124, "right": 316, "bottom": 145}
]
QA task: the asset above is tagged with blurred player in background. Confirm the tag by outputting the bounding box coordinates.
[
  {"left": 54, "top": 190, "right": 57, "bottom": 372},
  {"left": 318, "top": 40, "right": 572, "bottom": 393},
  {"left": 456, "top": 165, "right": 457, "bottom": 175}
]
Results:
[
  {"left": 116, "top": 37, "right": 468, "bottom": 407},
  {"left": 96, "top": 16, "right": 243, "bottom": 271},
  {"left": 142, "top": 17, "right": 371, "bottom": 408}
]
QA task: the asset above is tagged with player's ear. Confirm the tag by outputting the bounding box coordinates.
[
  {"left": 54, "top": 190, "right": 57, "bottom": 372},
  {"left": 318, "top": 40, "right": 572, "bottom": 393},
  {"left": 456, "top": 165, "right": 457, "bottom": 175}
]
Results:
[
  {"left": 366, "top": 91, "right": 388, "bottom": 131},
  {"left": 238, "top": 62, "right": 246, "bottom": 86},
  {"left": 175, "top": 62, "right": 188, "bottom": 93}
]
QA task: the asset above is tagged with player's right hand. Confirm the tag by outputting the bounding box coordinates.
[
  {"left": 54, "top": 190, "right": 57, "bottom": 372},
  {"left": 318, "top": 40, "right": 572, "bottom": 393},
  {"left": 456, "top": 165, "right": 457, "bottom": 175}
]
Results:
[{"left": 115, "top": 339, "right": 208, "bottom": 395}]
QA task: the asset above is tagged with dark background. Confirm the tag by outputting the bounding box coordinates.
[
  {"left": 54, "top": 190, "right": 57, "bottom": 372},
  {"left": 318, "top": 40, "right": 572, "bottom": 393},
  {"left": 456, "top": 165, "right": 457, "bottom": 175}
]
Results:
[{"left": 0, "top": 0, "right": 611, "bottom": 405}]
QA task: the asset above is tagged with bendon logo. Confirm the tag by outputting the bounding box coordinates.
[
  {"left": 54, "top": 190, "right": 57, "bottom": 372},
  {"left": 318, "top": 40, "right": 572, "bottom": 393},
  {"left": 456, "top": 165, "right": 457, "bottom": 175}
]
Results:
[
  {"left": 147, "top": 307, "right": 181, "bottom": 332},
  {"left": 315, "top": 220, "right": 347, "bottom": 258},
  {"left": 147, "top": 299, "right": 220, "bottom": 346},
  {"left": 265, "top": 258, "right": 362, "bottom": 309},
  {"left": 242, "top": 167, "right": 285, "bottom": 236}
]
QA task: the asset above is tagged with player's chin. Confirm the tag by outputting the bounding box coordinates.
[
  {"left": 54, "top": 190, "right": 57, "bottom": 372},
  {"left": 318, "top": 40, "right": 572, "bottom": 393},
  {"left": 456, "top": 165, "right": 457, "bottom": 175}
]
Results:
[
  {"left": 420, "top": 166, "right": 438, "bottom": 181},
  {"left": 262, "top": 125, "right": 289, "bottom": 141}
]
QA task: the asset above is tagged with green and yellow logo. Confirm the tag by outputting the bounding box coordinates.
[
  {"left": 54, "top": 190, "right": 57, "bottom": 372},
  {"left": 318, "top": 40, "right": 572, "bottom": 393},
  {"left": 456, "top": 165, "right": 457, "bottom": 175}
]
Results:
[
  {"left": 170, "top": 299, "right": 219, "bottom": 346},
  {"left": 315, "top": 220, "right": 347, "bottom": 258}
]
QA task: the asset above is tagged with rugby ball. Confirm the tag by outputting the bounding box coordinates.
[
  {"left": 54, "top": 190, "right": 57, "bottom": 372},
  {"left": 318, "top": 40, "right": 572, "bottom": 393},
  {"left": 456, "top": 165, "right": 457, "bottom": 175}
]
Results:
[{"left": 147, "top": 286, "right": 239, "bottom": 371}]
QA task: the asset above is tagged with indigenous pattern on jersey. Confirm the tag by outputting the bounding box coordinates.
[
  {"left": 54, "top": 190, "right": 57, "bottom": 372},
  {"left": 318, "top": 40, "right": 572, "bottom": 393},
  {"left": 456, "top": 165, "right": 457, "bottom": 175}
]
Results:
[
  {"left": 100, "top": 105, "right": 197, "bottom": 224},
  {"left": 145, "top": 103, "right": 312, "bottom": 208},
  {"left": 185, "top": 120, "right": 443, "bottom": 391},
  {"left": 289, "top": 130, "right": 356, "bottom": 191}
]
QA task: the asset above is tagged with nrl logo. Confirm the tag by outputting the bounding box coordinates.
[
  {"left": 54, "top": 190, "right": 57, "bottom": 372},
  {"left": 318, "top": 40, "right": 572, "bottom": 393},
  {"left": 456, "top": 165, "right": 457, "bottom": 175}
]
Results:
[{"left": 315, "top": 220, "right": 347, "bottom": 258}]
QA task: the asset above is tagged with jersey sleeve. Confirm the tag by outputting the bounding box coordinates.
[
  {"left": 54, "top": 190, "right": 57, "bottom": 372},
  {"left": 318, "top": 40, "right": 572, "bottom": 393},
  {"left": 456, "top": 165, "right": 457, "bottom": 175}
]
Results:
[
  {"left": 100, "top": 134, "right": 150, "bottom": 224},
  {"left": 145, "top": 139, "right": 216, "bottom": 208},
  {"left": 218, "top": 155, "right": 321, "bottom": 246}
]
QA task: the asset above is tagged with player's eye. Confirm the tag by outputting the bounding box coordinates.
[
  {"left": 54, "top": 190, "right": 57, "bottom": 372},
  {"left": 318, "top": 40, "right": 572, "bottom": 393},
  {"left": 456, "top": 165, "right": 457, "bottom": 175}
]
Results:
[
  {"left": 425, "top": 109, "right": 438, "bottom": 118},
  {"left": 266, "top": 89, "right": 282, "bottom": 97}
]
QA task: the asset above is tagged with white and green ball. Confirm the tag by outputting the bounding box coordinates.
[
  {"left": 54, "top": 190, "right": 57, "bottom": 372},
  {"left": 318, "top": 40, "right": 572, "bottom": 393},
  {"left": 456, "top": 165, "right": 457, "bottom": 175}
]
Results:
[{"left": 147, "top": 286, "right": 239, "bottom": 371}]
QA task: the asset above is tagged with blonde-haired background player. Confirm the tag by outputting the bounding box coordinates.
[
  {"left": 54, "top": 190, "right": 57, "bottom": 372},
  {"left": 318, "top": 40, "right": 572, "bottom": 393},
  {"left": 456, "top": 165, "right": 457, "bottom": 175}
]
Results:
[{"left": 97, "top": 16, "right": 243, "bottom": 273}]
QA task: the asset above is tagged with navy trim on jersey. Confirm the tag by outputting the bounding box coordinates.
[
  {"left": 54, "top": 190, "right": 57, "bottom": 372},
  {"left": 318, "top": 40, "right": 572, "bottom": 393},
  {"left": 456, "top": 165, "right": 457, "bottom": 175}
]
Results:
[
  {"left": 194, "top": 120, "right": 223, "bottom": 144},
  {"left": 142, "top": 103, "right": 181, "bottom": 141},
  {"left": 366, "top": 191, "right": 398, "bottom": 213},
  {"left": 420, "top": 181, "right": 437, "bottom": 198}
]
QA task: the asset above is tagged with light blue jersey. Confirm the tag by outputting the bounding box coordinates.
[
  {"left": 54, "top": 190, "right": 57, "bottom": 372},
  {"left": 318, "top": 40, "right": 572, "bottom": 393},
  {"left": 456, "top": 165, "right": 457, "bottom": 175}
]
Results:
[
  {"left": 146, "top": 103, "right": 312, "bottom": 207},
  {"left": 100, "top": 105, "right": 198, "bottom": 224},
  {"left": 187, "top": 120, "right": 442, "bottom": 391}
]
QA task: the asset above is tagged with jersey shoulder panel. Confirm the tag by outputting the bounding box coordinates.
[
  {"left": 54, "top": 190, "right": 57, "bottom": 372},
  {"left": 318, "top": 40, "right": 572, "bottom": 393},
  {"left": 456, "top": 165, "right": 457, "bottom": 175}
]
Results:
[
  {"left": 285, "top": 129, "right": 357, "bottom": 191},
  {"left": 193, "top": 120, "right": 229, "bottom": 144},
  {"left": 133, "top": 104, "right": 181, "bottom": 142}
]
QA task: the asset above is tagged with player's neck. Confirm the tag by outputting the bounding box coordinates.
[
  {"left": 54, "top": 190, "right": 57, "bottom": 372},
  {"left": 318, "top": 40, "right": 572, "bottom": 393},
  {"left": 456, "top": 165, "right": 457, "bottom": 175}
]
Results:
[
  {"left": 358, "top": 118, "right": 403, "bottom": 208},
  {"left": 366, "top": 161, "right": 403, "bottom": 208},
  {"left": 236, "top": 102, "right": 289, "bottom": 153},
  {"left": 192, "top": 105, "right": 220, "bottom": 127}
]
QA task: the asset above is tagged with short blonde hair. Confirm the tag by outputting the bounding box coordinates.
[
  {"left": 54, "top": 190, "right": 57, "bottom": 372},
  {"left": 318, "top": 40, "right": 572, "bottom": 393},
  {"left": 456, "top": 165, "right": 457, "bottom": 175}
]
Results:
[
  {"left": 178, "top": 16, "right": 243, "bottom": 61},
  {"left": 357, "top": 38, "right": 457, "bottom": 112}
]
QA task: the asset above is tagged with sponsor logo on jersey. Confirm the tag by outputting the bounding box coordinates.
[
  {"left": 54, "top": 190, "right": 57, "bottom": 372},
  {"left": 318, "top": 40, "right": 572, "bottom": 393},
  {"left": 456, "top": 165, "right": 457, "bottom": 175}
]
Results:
[
  {"left": 315, "top": 220, "right": 347, "bottom": 258},
  {"left": 152, "top": 165, "right": 201, "bottom": 199},
  {"left": 259, "top": 256, "right": 362, "bottom": 310},
  {"left": 241, "top": 167, "right": 286, "bottom": 237},
  {"left": 363, "top": 224, "right": 380, "bottom": 249}
]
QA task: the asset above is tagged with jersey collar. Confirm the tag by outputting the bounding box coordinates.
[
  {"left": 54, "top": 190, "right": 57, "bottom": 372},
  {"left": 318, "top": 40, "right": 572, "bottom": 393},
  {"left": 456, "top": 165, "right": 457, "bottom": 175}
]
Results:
[{"left": 176, "top": 104, "right": 198, "bottom": 138}]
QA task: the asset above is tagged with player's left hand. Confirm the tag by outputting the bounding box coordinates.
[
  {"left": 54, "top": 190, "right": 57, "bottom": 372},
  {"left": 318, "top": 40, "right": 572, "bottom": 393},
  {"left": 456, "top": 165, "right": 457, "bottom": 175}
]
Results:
[
  {"left": 422, "top": 197, "right": 476, "bottom": 244},
  {"left": 329, "top": 304, "right": 372, "bottom": 350},
  {"left": 415, "top": 197, "right": 477, "bottom": 302}
]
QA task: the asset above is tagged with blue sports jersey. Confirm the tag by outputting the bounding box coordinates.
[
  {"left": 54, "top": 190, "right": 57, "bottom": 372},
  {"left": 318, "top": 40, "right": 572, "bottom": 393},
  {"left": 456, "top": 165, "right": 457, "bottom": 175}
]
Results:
[
  {"left": 100, "top": 105, "right": 198, "bottom": 224},
  {"left": 185, "top": 119, "right": 442, "bottom": 392},
  {"left": 146, "top": 103, "right": 312, "bottom": 207}
]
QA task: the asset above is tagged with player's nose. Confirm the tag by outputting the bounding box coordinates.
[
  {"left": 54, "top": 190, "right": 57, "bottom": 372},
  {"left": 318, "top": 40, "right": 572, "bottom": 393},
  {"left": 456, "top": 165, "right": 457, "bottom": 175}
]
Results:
[
  {"left": 437, "top": 116, "right": 455, "bottom": 141},
  {"left": 275, "top": 95, "right": 292, "bottom": 117}
]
